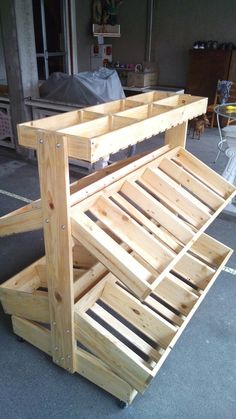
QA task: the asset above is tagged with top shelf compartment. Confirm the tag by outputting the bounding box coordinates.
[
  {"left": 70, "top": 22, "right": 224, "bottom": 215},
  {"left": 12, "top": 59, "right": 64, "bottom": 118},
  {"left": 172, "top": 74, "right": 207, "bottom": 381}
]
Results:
[{"left": 18, "top": 92, "right": 208, "bottom": 162}]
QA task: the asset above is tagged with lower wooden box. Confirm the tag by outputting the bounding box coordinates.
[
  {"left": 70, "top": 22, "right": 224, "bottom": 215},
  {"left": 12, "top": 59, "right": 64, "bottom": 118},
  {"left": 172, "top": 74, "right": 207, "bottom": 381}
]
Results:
[{"left": 0, "top": 232, "right": 232, "bottom": 402}]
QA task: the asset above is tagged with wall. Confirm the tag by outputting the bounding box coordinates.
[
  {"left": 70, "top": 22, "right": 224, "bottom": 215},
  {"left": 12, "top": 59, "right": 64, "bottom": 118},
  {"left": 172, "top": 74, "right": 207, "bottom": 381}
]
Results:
[
  {"left": 111, "top": 0, "right": 148, "bottom": 65},
  {"left": 0, "top": 27, "right": 6, "bottom": 80},
  {"left": 154, "top": 0, "right": 236, "bottom": 87},
  {"left": 76, "top": 0, "right": 148, "bottom": 71}
]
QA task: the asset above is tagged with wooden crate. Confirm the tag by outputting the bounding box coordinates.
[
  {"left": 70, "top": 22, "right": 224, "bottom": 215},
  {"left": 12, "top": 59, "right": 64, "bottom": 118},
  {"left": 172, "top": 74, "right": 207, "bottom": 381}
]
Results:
[
  {"left": 71, "top": 146, "right": 235, "bottom": 300},
  {"left": 0, "top": 92, "right": 235, "bottom": 406}
]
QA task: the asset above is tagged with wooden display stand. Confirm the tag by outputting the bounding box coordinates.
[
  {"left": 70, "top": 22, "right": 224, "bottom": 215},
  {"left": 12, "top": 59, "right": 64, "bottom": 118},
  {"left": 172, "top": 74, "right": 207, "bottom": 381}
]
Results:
[{"left": 0, "top": 92, "right": 236, "bottom": 405}]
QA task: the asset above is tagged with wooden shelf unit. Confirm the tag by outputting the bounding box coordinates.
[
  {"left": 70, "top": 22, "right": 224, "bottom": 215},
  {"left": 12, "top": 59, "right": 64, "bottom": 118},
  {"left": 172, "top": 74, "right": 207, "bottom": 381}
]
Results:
[{"left": 0, "top": 92, "right": 235, "bottom": 406}]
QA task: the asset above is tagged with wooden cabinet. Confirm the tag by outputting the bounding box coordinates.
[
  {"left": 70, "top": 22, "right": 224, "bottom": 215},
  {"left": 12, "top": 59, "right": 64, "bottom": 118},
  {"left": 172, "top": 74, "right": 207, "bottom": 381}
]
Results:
[{"left": 186, "top": 49, "right": 233, "bottom": 103}]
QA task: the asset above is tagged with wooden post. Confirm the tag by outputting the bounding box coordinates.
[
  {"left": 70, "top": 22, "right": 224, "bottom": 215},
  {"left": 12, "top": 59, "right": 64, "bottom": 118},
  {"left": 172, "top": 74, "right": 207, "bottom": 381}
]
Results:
[
  {"left": 37, "top": 132, "right": 75, "bottom": 372},
  {"left": 164, "top": 121, "right": 188, "bottom": 148}
]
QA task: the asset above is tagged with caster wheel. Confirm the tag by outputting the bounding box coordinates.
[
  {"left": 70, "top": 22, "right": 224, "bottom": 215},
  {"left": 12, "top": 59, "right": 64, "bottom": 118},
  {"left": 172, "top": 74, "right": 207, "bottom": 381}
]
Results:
[
  {"left": 118, "top": 400, "right": 129, "bottom": 409},
  {"left": 16, "top": 336, "right": 25, "bottom": 343}
]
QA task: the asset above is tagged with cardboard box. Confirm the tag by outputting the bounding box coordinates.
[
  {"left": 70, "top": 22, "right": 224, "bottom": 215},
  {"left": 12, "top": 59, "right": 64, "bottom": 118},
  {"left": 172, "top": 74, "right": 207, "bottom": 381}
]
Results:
[{"left": 127, "top": 71, "right": 158, "bottom": 88}]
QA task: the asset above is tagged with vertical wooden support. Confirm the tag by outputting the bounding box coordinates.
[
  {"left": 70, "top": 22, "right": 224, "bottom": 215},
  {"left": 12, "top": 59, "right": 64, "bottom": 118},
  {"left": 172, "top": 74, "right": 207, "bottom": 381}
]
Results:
[
  {"left": 37, "top": 132, "right": 75, "bottom": 372},
  {"left": 164, "top": 121, "right": 188, "bottom": 148}
]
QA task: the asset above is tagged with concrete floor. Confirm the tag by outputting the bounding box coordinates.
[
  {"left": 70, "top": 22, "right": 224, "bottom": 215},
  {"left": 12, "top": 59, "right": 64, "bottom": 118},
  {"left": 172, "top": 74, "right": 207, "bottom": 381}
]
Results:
[{"left": 0, "top": 128, "right": 236, "bottom": 419}]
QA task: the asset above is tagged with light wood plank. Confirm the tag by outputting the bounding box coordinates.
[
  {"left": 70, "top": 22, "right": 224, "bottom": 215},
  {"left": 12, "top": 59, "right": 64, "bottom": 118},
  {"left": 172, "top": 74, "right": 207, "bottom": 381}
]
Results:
[
  {"left": 73, "top": 240, "right": 97, "bottom": 269},
  {"left": 75, "top": 348, "right": 138, "bottom": 404},
  {"left": 174, "top": 148, "right": 236, "bottom": 198},
  {"left": 74, "top": 311, "right": 154, "bottom": 393},
  {"left": 173, "top": 253, "right": 215, "bottom": 290},
  {"left": 141, "top": 167, "right": 210, "bottom": 228},
  {"left": 0, "top": 202, "right": 42, "bottom": 237},
  {"left": 101, "top": 281, "right": 177, "bottom": 348},
  {"left": 0, "top": 289, "right": 49, "bottom": 323},
  {"left": 37, "top": 133, "right": 75, "bottom": 372},
  {"left": 111, "top": 192, "right": 181, "bottom": 252},
  {"left": 144, "top": 294, "right": 183, "bottom": 326},
  {"left": 74, "top": 263, "right": 109, "bottom": 301},
  {"left": 71, "top": 211, "right": 153, "bottom": 300},
  {"left": 91, "top": 303, "right": 162, "bottom": 362},
  {"left": 164, "top": 121, "right": 188, "bottom": 148},
  {"left": 120, "top": 180, "right": 194, "bottom": 244},
  {"left": 0, "top": 258, "right": 42, "bottom": 292},
  {"left": 153, "top": 273, "right": 198, "bottom": 316},
  {"left": 190, "top": 233, "right": 232, "bottom": 267},
  {"left": 90, "top": 196, "right": 175, "bottom": 273},
  {"left": 159, "top": 157, "right": 224, "bottom": 210},
  {"left": 12, "top": 316, "right": 51, "bottom": 355}
]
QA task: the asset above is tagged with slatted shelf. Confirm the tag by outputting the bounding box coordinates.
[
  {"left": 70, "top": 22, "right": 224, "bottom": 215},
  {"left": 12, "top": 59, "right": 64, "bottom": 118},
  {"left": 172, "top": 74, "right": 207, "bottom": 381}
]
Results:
[
  {"left": 71, "top": 146, "right": 236, "bottom": 300},
  {"left": 2, "top": 230, "right": 231, "bottom": 395},
  {"left": 74, "top": 233, "right": 233, "bottom": 393}
]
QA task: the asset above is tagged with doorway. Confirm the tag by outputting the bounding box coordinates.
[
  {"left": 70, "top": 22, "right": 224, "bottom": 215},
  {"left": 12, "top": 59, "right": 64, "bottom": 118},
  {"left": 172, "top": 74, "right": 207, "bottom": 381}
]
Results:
[{"left": 32, "top": 0, "right": 76, "bottom": 79}]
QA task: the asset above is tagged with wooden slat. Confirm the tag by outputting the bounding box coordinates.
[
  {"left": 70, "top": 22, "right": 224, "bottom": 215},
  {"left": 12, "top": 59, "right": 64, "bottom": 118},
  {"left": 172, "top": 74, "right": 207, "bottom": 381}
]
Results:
[
  {"left": 111, "top": 192, "right": 181, "bottom": 252},
  {"left": 0, "top": 289, "right": 49, "bottom": 323},
  {"left": 71, "top": 211, "right": 153, "bottom": 300},
  {"left": 0, "top": 259, "right": 42, "bottom": 292},
  {"left": 0, "top": 202, "right": 42, "bottom": 237},
  {"left": 91, "top": 303, "right": 162, "bottom": 362},
  {"left": 90, "top": 196, "right": 175, "bottom": 273},
  {"left": 141, "top": 167, "right": 210, "bottom": 228},
  {"left": 120, "top": 180, "right": 194, "bottom": 244},
  {"left": 69, "top": 145, "right": 172, "bottom": 206},
  {"left": 73, "top": 240, "right": 97, "bottom": 269},
  {"left": 173, "top": 253, "right": 215, "bottom": 290},
  {"left": 101, "top": 281, "right": 177, "bottom": 348},
  {"left": 75, "top": 348, "right": 138, "bottom": 404},
  {"left": 37, "top": 133, "right": 75, "bottom": 372},
  {"left": 190, "top": 233, "right": 232, "bottom": 267},
  {"left": 153, "top": 273, "right": 198, "bottom": 316},
  {"left": 12, "top": 316, "right": 51, "bottom": 355},
  {"left": 174, "top": 148, "right": 236, "bottom": 198},
  {"left": 74, "top": 311, "right": 154, "bottom": 393},
  {"left": 74, "top": 262, "right": 108, "bottom": 301},
  {"left": 159, "top": 157, "right": 224, "bottom": 210},
  {"left": 164, "top": 121, "right": 188, "bottom": 148},
  {"left": 144, "top": 294, "right": 183, "bottom": 326}
]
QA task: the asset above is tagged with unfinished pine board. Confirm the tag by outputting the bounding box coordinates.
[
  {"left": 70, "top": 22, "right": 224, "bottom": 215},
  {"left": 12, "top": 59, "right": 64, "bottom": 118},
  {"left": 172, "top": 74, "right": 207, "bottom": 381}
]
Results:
[
  {"left": 0, "top": 200, "right": 42, "bottom": 237},
  {"left": 12, "top": 316, "right": 52, "bottom": 355},
  {"left": 17, "top": 93, "right": 208, "bottom": 162},
  {"left": 75, "top": 348, "right": 138, "bottom": 404},
  {"left": 37, "top": 132, "right": 75, "bottom": 372},
  {"left": 71, "top": 146, "right": 236, "bottom": 300},
  {"left": 74, "top": 234, "right": 233, "bottom": 393}
]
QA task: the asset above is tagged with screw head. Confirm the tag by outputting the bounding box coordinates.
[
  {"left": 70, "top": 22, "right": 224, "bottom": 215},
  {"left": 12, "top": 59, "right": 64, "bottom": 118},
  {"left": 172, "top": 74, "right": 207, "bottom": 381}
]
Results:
[
  {"left": 61, "top": 224, "right": 66, "bottom": 230},
  {"left": 66, "top": 329, "right": 70, "bottom": 334},
  {"left": 39, "top": 139, "right": 44, "bottom": 144},
  {"left": 54, "top": 347, "right": 58, "bottom": 351},
  {"left": 45, "top": 219, "right": 49, "bottom": 223},
  {"left": 56, "top": 143, "right": 61, "bottom": 148}
]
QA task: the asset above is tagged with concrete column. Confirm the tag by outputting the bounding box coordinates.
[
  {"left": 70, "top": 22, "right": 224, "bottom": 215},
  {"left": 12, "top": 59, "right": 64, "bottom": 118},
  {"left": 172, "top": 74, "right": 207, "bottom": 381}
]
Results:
[{"left": 0, "top": 0, "right": 39, "bottom": 154}]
